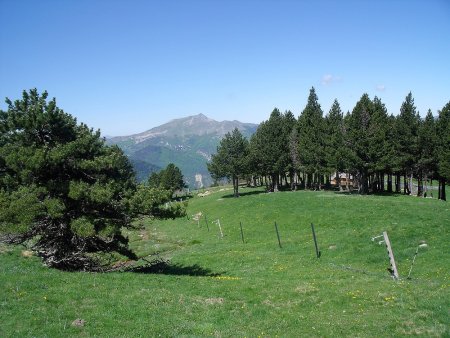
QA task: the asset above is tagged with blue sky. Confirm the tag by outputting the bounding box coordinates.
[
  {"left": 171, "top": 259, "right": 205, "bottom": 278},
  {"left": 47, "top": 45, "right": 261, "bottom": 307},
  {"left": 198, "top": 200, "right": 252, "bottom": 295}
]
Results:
[{"left": 1, "top": 0, "right": 449, "bottom": 136}]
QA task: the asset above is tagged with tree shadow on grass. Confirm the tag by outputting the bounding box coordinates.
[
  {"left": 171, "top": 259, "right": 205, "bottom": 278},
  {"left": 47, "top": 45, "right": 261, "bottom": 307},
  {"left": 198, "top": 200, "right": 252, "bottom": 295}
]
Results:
[
  {"left": 128, "top": 260, "right": 222, "bottom": 277},
  {"left": 371, "top": 191, "right": 403, "bottom": 197},
  {"left": 332, "top": 190, "right": 403, "bottom": 197},
  {"left": 222, "top": 189, "right": 266, "bottom": 199}
]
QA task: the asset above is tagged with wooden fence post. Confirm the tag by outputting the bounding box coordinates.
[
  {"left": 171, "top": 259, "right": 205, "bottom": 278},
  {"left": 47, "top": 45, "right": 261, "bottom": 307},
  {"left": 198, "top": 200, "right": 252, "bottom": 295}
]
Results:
[
  {"left": 311, "top": 223, "right": 321, "bottom": 258},
  {"left": 275, "top": 222, "right": 282, "bottom": 248},
  {"left": 217, "top": 219, "right": 224, "bottom": 239},
  {"left": 383, "top": 231, "right": 399, "bottom": 279},
  {"left": 239, "top": 221, "right": 245, "bottom": 244},
  {"left": 204, "top": 215, "right": 209, "bottom": 232}
]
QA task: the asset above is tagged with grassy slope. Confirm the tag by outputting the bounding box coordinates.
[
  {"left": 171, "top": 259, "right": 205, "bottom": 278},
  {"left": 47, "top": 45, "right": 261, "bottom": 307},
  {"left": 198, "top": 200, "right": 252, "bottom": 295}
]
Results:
[{"left": 1, "top": 187, "right": 449, "bottom": 337}]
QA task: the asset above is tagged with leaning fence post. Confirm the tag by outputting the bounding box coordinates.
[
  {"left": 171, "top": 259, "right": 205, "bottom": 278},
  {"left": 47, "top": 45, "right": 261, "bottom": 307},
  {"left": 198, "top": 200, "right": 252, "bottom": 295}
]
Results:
[
  {"left": 383, "top": 231, "right": 399, "bottom": 279},
  {"left": 204, "top": 215, "right": 210, "bottom": 232},
  {"left": 275, "top": 222, "right": 282, "bottom": 248},
  {"left": 216, "top": 219, "right": 224, "bottom": 239},
  {"left": 239, "top": 221, "right": 245, "bottom": 244},
  {"left": 311, "top": 223, "right": 321, "bottom": 258}
]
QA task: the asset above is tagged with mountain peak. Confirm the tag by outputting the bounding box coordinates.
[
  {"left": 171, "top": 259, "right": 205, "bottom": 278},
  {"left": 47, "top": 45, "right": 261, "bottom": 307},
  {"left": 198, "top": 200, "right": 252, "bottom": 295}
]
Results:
[
  {"left": 107, "top": 114, "right": 259, "bottom": 187},
  {"left": 108, "top": 114, "right": 258, "bottom": 144}
]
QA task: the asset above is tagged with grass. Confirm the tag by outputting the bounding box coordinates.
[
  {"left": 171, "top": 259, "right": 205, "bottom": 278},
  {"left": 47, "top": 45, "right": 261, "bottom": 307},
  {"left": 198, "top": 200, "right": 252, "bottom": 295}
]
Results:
[{"left": 1, "top": 186, "right": 449, "bottom": 337}]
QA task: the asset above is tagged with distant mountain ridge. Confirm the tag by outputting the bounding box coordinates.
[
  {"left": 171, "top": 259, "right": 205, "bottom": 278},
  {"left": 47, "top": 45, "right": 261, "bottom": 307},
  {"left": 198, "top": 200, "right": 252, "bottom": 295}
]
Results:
[{"left": 107, "top": 114, "right": 258, "bottom": 187}]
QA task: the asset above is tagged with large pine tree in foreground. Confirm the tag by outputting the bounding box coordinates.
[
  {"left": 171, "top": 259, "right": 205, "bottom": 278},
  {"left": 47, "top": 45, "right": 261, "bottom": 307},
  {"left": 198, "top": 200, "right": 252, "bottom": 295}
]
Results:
[{"left": 0, "top": 89, "right": 138, "bottom": 270}]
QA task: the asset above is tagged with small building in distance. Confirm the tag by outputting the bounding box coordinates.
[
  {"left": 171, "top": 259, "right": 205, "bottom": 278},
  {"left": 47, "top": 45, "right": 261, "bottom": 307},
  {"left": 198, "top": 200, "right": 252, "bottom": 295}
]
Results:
[{"left": 330, "top": 172, "right": 355, "bottom": 190}]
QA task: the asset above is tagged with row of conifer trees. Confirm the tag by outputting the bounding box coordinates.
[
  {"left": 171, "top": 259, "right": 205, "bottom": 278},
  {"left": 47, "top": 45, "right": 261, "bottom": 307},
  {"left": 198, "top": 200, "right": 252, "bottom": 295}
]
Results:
[{"left": 208, "top": 88, "right": 450, "bottom": 200}]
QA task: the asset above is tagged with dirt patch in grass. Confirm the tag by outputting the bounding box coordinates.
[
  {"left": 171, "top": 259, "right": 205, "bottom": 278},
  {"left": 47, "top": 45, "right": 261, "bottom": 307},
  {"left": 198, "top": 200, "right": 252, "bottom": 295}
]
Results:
[
  {"left": 110, "top": 260, "right": 136, "bottom": 270},
  {"left": 262, "top": 299, "right": 277, "bottom": 308},
  {"left": 262, "top": 298, "right": 303, "bottom": 309},
  {"left": 295, "top": 283, "right": 319, "bottom": 294},
  {"left": 398, "top": 320, "right": 446, "bottom": 336},
  {"left": 203, "top": 297, "right": 224, "bottom": 305},
  {"left": 21, "top": 250, "right": 34, "bottom": 257},
  {"left": 0, "top": 244, "right": 12, "bottom": 254},
  {"left": 71, "top": 319, "right": 86, "bottom": 327},
  {"left": 192, "top": 212, "right": 203, "bottom": 221},
  {"left": 138, "top": 230, "right": 149, "bottom": 241}
]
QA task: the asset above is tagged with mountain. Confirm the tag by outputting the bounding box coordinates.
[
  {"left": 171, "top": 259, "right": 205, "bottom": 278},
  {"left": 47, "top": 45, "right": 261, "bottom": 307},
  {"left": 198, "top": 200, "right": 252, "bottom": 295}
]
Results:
[{"left": 107, "top": 114, "right": 258, "bottom": 188}]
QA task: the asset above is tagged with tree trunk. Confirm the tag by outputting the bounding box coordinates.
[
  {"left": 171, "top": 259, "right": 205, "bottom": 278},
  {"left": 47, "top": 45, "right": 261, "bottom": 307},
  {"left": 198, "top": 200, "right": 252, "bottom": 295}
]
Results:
[
  {"left": 417, "top": 171, "right": 423, "bottom": 197},
  {"left": 233, "top": 175, "right": 239, "bottom": 197},
  {"left": 442, "top": 178, "right": 447, "bottom": 201},
  {"left": 430, "top": 179, "right": 433, "bottom": 198},
  {"left": 439, "top": 178, "right": 446, "bottom": 201},
  {"left": 336, "top": 171, "right": 342, "bottom": 191},
  {"left": 404, "top": 173, "right": 409, "bottom": 195},
  {"left": 272, "top": 173, "right": 279, "bottom": 192},
  {"left": 290, "top": 170, "right": 295, "bottom": 191},
  {"left": 403, "top": 173, "right": 406, "bottom": 194},
  {"left": 387, "top": 174, "right": 392, "bottom": 193},
  {"left": 359, "top": 169, "right": 369, "bottom": 194},
  {"left": 423, "top": 174, "right": 428, "bottom": 198},
  {"left": 438, "top": 179, "right": 441, "bottom": 199}
]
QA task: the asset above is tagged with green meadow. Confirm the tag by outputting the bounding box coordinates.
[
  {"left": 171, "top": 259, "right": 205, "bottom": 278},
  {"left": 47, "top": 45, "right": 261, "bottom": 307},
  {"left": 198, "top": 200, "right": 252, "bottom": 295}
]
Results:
[{"left": 1, "top": 187, "right": 449, "bottom": 337}]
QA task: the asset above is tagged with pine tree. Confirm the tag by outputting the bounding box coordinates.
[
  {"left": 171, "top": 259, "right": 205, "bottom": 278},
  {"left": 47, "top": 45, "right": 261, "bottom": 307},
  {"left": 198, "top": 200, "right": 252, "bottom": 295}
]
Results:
[
  {"left": 248, "top": 123, "right": 268, "bottom": 188},
  {"left": 248, "top": 109, "right": 294, "bottom": 192},
  {"left": 396, "top": 92, "right": 420, "bottom": 195},
  {"left": 418, "top": 110, "right": 437, "bottom": 197},
  {"left": 370, "top": 96, "right": 390, "bottom": 192},
  {"left": 0, "top": 89, "right": 137, "bottom": 270},
  {"left": 384, "top": 114, "right": 400, "bottom": 193},
  {"left": 324, "top": 99, "right": 346, "bottom": 190},
  {"left": 297, "top": 87, "right": 325, "bottom": 189},
  {"left": 282, "top": 111, "right": 297, "bottom": 190},
  {"left": 288, "top": 127, "right": 301, "bottom": 189},
  {"left": 207, "top": 128, "right": 249, "bottom": 197},
  {"left": 149, "top": 163, "right": 185, "bottom": 194},
  {"left": 148, "top": 171, "right": 162, "bottom": 188},
  {"left": 346, "top": 93, "right": 375, "bottom": 194},
  {"left": 436, "top": 101, "right": 450, "bottom": 201}
]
